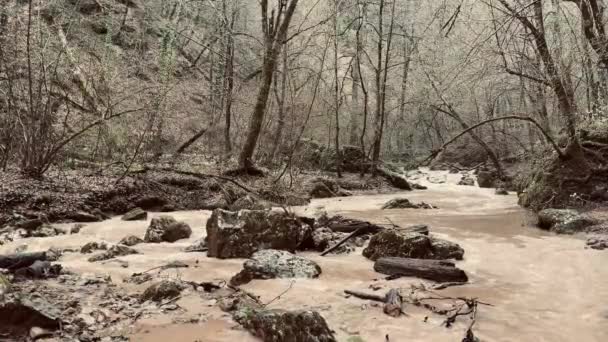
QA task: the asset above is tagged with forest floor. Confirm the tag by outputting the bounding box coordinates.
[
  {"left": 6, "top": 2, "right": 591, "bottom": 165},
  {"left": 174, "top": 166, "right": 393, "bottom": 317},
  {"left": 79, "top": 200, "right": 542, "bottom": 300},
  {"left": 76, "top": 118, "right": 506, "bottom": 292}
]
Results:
[{"left": 0, "top": 161, "right": 407, "bottom": 231}]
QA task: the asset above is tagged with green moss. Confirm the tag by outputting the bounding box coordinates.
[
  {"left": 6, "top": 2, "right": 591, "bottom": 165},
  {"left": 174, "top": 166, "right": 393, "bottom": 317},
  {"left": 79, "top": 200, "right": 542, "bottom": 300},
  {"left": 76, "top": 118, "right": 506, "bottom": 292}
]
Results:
[{"left": 346, "top": 337, "right": 366, "bottom": 342}]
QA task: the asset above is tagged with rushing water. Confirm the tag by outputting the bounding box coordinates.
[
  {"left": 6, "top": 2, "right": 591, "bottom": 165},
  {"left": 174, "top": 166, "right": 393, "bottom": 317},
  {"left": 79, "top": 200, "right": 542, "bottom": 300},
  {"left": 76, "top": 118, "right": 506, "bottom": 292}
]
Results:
[{"left": 2, "top": 170, "right": 607, "bottom": 341}]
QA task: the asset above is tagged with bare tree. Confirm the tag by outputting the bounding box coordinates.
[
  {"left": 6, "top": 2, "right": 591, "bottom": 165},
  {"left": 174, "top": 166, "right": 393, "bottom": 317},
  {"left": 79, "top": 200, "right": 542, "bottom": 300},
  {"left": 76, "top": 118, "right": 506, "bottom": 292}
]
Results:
[{"left": 238, "top": 0, "right": 300, "bottom": 173}]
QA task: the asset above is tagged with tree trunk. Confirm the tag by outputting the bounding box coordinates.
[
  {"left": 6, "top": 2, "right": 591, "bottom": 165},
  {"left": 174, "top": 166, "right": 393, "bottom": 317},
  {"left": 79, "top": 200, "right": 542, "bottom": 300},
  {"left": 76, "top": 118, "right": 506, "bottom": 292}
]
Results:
[
  {"left": 333, "top": 0, "right": 342, "bottom": 178},
  {"left": 270, "top": 46, "right": 288, "bottom": 161},
  {"left": 223, "top": 6, "right": 235, "bottom": 155},
  {"left": 238, "top": 0, "right": 299, "bottom": 172}
]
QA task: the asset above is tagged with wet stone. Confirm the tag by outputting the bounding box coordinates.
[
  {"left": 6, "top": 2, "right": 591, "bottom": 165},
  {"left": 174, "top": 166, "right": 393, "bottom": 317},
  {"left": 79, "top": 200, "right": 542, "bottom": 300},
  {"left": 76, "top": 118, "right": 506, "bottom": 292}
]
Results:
[
  {"left": 119, "top": 235, "right": 144, "bottom": 247},
  {"left": 234, "top": 309, "right": 336, "bottom": 342},
  {"left": 144, "top": 216, "right": 192, "bottom": 243},
  {"left": 140, "top": 280, "right": 185, "bottom": 303},
  {"left": 230, "top": 249, "right": 321, "bottom": 286},
  {"left": 88, "top": 245, "right": 138, "bottom": 262},
  {"left": 382, "top": 198, "right": 437, "bottom": 209},
  {"left": 206, "top": 209, "right": 312, "bottom": 259},
  {"left": 121, "top": 208, "right": 148, "bottom": 221},
  {"left": 81, "top": 242, "right": 108, "bottom": 254},
  {"left": 363, "top": 229, "right": 464, "bottom": 261},
  {"left": 537, "top": 209, "right": 598, "bottom": 234}
]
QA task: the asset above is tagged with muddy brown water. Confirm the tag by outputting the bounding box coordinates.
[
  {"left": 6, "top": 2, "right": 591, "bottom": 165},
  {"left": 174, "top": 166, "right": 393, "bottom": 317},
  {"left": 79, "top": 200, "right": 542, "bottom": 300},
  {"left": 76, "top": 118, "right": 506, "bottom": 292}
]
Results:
[{"left": 1, "top": 171, "right": 607, "bottom": 342}]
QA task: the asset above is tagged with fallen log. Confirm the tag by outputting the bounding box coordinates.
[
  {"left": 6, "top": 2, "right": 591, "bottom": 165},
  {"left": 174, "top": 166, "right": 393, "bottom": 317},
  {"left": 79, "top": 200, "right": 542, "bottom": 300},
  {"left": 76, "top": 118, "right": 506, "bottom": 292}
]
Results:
[
  {"left": 374, "top": 257, "right": 468, "bottom": 283},
  {"left": 397, "top": 224, "right": 429, "bottom": 235},
  {"left": 344, "top": 289, "right": 386, "bottom": 302},
  {"left": 345, "top": 288, "right": 404, "bottom": 317},
  {"left": 327, "top": 220, "right": 384, "bottom": 234},
  {"left": 0, "top": 252, "right": 48, "bottom": 271}
]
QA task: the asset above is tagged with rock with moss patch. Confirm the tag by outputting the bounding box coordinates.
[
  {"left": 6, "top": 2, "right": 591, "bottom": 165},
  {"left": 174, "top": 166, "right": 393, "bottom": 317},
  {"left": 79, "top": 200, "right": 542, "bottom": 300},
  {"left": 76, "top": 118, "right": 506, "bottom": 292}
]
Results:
[
  {"left": 140, "top": 280, "right": 185, "bottom": 302},
  {"left": 121, "top": 208, "right": 148, "bottom": 221},
  {"left": 495, "top": 188, "right": 509, "bottom": 195},
  {"left": 458, "top": 176, "right": 475, "bottom": 186},
  {"left": 230, "top": 249, "right": 321, "bottom": 286},
  {"left": 537, "top": 209, "right": 598, "bottom": 234},
  {"left": 477, "top": 171, "right": 496, "bottom": 188},
  {"left": 119, "top": 235, "right": 144, "bottom": 246},
  {"left": 80, "top": 241, "right": 108, "bottom": 254},
  {"left": 382, "top": 198, "right": 436, "bottom": 209},
  {"left": 88, "top": 245, "right": 138, "bottom": 262},
  {"left": 586, "top": 235, "right": 608, "bottom": 250},
  {"left": 144, "top": 216, "right": 192, "bottom": 243},
  {"left": 206, "top": 209, "right": 312, "bottom": 259},
  {"left": 362, "top": 229, "right": 464, "bottom": 261},
  {"left": 234, "top": 309, "right": 336, "bottom": 342}
]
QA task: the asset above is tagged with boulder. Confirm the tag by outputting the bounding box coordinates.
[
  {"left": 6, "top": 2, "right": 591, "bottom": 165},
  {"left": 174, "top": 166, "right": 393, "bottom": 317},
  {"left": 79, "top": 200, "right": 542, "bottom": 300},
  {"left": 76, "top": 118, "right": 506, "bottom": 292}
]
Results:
[
  {"left": 206, "top": 209, "right": 312, "bottom": 259},
  {"left": 70, "top": 224, "right": 85, "bottom": 234},
  {"left": 477, "top": 171, "right": 496, "bottom": 188},
  {"left": 362, "top": 229, "right": 464, "bottom": 261},
  {"left": 234, "top": 309, "right": 336, "bottom": 342},
  {"left": 309, "top": 182, "right": 336, "bottom": 199},
  {"left": 80, "top": 241, "right": 108, "bottom": 254},
  {"left": 230, "top": 249, "right": 321, "bottom": 286},
  {"left": 458, "top": 176, "right": 475, "bottom": 186},
  {"left": 121, "top": 208, "right": 148, "bottom": 221},
  {"left": 140, "top": 280, "right": 185, "bottom": 303},
  {"left": 30, "top": 225, "right": 65, "bottom": 238},
  {"left": 88, "top": 245, "right": 138, "bottom": 262},
  {"left": 15, "top": 219, "right": 43, "bottom": 231},
  {"left": 427, "top": 175, "right": 447, "bottom": 184},
  {"left": 119, "top": 235, "right": 144, "bottom": 247},
  {"left": 378, "top": 168, "right": 412, "bottom": 190},
  {"left": 495, "top": 188, "right": 509, "bottom": 195},
  {"left": 64, "top": 211, "right": 101, "bottom": 222},
  {"left": 308, "top": 178, "right": 351, "bottom": 199},
  {"left": 144, "top": 216, "right": 192, "bottom": 243},
  {"left": 382, "top": 198, "right": 436, "bottom": 209},
  {"left": 0, "top": 297, "right": 60, "bottom": 335},
  {"left": 537, "top": 209, "right": 598, "bottom": 234},
  {"left": 184, "top": 238, "right": 207, "bottom": 252},
  {"left": 586, "top": 235, "right": 608, "bottom": 250}
]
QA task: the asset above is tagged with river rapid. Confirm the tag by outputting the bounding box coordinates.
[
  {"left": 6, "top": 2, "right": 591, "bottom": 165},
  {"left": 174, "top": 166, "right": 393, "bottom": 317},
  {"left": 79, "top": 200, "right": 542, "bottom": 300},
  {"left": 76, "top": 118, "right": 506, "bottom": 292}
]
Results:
[{"left": 1, "top": 170, "right": 606, "bottom": 342}]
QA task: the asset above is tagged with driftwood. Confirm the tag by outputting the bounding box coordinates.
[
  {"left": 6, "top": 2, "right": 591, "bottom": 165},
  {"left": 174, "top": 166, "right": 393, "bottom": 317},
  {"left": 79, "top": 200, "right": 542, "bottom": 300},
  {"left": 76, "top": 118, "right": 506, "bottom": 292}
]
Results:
[
  {"left": 344, "top": 289, "right": 385, "bottom": 302},
  {"left": 397, "top": 224, "right": 429, "bottom": 235},
  {"left": 325, "top": 218, "right": 384, "bottom": 234},
  {"left": 345, "top": 288, "right": 404, "bottom": 317},
  {"left": 320, "top": 227, "right": 365, "bottom": 256},
  {"left": 0, "top": 252, "right": 48, "bottom": 271},
  {"left": 374, "top": 257, "right": 468, "bottom": 283}
]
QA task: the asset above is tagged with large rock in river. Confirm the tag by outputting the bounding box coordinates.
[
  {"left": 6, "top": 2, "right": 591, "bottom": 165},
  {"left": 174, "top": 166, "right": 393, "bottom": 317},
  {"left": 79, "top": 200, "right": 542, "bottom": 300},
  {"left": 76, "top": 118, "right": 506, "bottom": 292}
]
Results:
[
  {"left": 144, "top": 216, "right": 192, "bottom": 243},
  {"left": 362, "top": 229, "right": 464, "bottom": 261},
  {"left": 206, "top": 209, "right": 312, "bottom": 259},
  {"left": 230, "top": 249, "right": 321, "bottom": 286},
  {"left": 234, "top": 309, "right": 336, "bottom": 342},
  {"left": 537, "top": 209, "right": 598, "bottom": 234}
]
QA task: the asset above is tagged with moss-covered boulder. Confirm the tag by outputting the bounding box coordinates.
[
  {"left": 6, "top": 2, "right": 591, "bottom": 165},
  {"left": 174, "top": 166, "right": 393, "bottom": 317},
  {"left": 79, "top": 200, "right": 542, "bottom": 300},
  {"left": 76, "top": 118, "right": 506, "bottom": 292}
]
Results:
[
  {"left": 144, "top": 216, "right": 192, "bottom": 243},
  {"left": 230, "top": 249, "right": 321, "bottom": 286},
  {"left": 235, "top": 309, "right": 336, "bottom": 342},
  {"left": 537, "top": 209, "right": 598, "bottom": 234},
  {"left": 206, "top": 209, "right": 312, "bottom": 259}
]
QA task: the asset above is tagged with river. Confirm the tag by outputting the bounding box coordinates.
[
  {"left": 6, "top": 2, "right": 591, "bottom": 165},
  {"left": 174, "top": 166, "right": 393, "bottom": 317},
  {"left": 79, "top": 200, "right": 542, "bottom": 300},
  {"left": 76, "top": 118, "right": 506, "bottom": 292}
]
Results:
[{"left": 1, "top": 170, "right": 607, "bottom": 341}]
